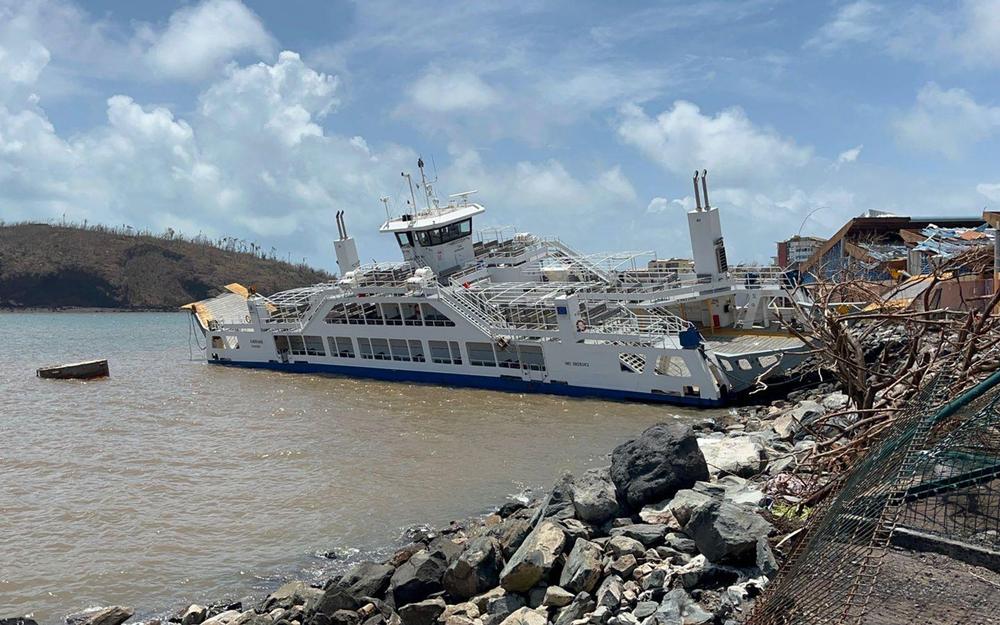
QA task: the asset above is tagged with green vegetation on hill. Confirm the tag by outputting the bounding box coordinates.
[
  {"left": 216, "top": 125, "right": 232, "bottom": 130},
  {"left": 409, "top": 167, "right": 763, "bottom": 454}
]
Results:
[{"left": 0, "top": 223, "right": 335, "bottom": 309}]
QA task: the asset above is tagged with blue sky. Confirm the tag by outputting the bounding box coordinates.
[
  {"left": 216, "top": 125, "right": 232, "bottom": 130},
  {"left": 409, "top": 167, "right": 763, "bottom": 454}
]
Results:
[{"left": 1, "top": 0, "right": 999, "bottom": 271}]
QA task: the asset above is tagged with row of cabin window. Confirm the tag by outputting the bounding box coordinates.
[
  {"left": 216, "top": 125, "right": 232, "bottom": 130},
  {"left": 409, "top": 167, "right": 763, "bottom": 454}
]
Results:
[
  {"left": 618, "top": 353, "right": 692, "bottom": 377},
  {"left": 466, "top": 342, "right": 546, "bottom": 370},
  {"left": 272, "top": 335, "right": 545, "bottom": 371},
  {"left": 324, "top": 302, "right": 455, "bottom": 327},
  {"left": 395, "top": 218, "right": 472, "bottom": 248}
]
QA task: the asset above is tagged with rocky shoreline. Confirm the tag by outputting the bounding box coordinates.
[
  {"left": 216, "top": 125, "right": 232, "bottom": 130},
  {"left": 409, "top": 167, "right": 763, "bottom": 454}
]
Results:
[{"left": 11, "top": 386, "right": 848, "bottom": 625}]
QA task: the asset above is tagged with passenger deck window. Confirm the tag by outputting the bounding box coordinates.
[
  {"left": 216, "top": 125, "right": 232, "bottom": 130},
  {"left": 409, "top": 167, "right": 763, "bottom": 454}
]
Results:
[
  {"left": 495, "top": 343, "right": 520, "bottom": 369},
  {"left": 467, "top": 342, "right": 497, "bottom": 367},
  {"left": 290, "top": 335, "right": 308, "bottom": 356},
  {"left": 382, "top": 303, "right": 403, "bottom": 325},
  {"left": 358, "top": 338, "right": 373, "bottom": 359},
  {"left": 304, "top": 335, "right": 326, "bottom": 356},
  {"left": 409, "top": 340, "right": 425, "bottom": 362},
  {"left": 328, "top": 336, "right": 355, "bottom": 358},
  {"left": 421, "top": 303, "right": 455, "bottom": 326},
  {"left": 519, "top": 344, "right": 545, "bottom": 371},
  {"left": 402, "top": 303, "right": 423, "bottom": 326},
  {"left": 429, "top": 340, "right": 462, "bottom": 364},
  {"left": 274, "top": 335, "right": 290, "bottom": 353},
  {"left": 324, "top": 304, "right": 348, "bottom": 324},
  {"left": 370, "top": 338, "right": 390, "bottom": 360},
  {"left": 390, "top": 338, "right": 411, "bottom": 361}
]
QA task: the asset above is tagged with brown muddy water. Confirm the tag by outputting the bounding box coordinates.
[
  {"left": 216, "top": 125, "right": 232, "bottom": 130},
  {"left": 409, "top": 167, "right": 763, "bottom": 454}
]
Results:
[{"left": 0, "top": 312, "right": 723, "bottom": 624}]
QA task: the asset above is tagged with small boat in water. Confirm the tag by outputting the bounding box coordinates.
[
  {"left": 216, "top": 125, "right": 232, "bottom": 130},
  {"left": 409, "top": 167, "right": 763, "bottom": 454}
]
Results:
[
  {"left": 184, "top": 166, "right": 810, "bottom": 406},
  {"left": 37, "top": 359, "right": 110, "bottom": 380}
]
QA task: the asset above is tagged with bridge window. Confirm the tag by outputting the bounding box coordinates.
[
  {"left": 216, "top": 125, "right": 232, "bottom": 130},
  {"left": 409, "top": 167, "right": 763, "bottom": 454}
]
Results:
[
  {"left": 396, "top": 232, "right": 413, "bottom": 247},
  {"left": 304, "top": 335, "right": 326, "bottom": 356},
  {"left": 467, "top": 342, "right": 496, "bottom": 367},
  {"left": 415, "top": 218, "right": 472, "bottom": 247},
  {"left": 328, "top": 336, "right": 355, "bottom": 358}
]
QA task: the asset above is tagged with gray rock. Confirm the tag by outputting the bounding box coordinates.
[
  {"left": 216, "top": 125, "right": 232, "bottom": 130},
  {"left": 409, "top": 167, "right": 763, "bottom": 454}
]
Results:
[
  {"left": 610, "top": 424, "right": 709, "bottom": 510},
  {"left": 491, "top": 514, "right": 535, "bottom": 559},
  {"left": 571, "top": 468, "right": 620, "bottom": 524},
  {"left": 312, "top": 586, "right": 361, "bottom": 617},
  {"left": 606, "top": 535, "right": 646, "bottom": 559},
  {"left": 486, "top": 592, "right": 527, "bottom": 625},
  {"left": 608, "top": 554, "right": 637, "bottom": 579},
  {"left": 500, "top": 520, "right": 567, "bottom": 592},
  {"left": 344, "top": 562, "right": 396, "bottom": 599},
  {"left": 595, "top": 575, "right": 624, "bottom": 611},
  {"left": 559, "top": 518, "right": 593, "bottom": 546},
  {"left": 543, "top": 473, "right": 578, "bottom": 520},
  {"left": 664, "top": 491, "right": 713, "bottom": 528},
  {"left": 662, "top": 534, "right": 697, "bottom": 555},
  {"left": 756, "top": 538, "right": 778, "bottom": 577},
  {"left": 820, "top": 392, "right": 850, "bottom": 412},
  {"left": 637, "top": 502, "right": 680, "bottom": 528},
  {"left": 398, "top": 598, "right": 446, "bottom": 625},
  {"left": 265, "top": 581, "right": 323, "bottom": 611},
  {"left": 553, "top": 593, "right": 596, "bottom": 625},
  {"left": 390, "top": 549, "right": 448, "bottom": 606},
  {"left": 770, "top": 413, "right": 800, "bottom": 441},
  {"left": 499, "top": 607, "right": 547, "bottom": 625},
  {"left": 696, "top": 436, "right": 764, "bottom": 478},
  {"left": 180, "top": 605, "right": 208, "bottom": 625},
  {"left": 559, "top": 538, "right": 604, "bottom": 594},
  {"left": 543, "top": 586, "right": 575, "bottom": 608},
  {"left": 66, "top": 607, "right": 134, "bottom": 625},
  {"left": 609, "top": 524, "right": 667, "bottom": 547},
  {"left": 640, "top": 568, "right": 667, "bottom": 591},
  {"left": 200, "top": 611, "right": 240, "bottom": 625},
  {"left": 470, "top": 586, "right": 507, "bottom": 614},
  {"left": 444, "top": 536, "right": 504, "bottom": 600},
  {"left": 327, "top": 609, "right": 362, "bottom": 625},
  {"left": 685, "top": 501, "right": 773, "bottom": 565},
  {"left": 633, "top": 602, "right": 658, "bottom": 619}
]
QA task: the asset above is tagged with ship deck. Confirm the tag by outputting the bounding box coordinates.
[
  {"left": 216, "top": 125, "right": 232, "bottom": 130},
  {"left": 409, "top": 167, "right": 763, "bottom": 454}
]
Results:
[{"left": 702, "top": 332, "right": 804, "bottom": 355}]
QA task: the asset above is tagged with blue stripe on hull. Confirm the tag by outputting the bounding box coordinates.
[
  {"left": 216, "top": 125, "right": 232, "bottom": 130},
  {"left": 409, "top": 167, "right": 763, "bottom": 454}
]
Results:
[{"left": 208, "top": 359, "right": 726, "bottom": 407}]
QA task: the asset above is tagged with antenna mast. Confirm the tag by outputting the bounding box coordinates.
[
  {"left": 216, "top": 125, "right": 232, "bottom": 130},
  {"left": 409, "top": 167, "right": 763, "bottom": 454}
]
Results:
[
  {"left": 417, "top": 157, "right": 433, "bottom": 209},
  {"left": 380, "top": 196, "right": 391, "bottom": 220},
  {"left": 401, "top": 172, "right": 417, "bottom": 212}
]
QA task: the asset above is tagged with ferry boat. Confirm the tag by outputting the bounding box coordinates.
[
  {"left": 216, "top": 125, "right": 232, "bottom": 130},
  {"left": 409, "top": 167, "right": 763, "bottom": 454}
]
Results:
[{"left": 184, "top": 166, "right": 809, "bottom": 406}]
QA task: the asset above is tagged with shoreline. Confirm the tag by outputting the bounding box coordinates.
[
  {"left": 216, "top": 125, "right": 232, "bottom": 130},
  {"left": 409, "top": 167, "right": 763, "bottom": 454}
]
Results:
[{"left": 40, "top": 385, "right": 841, "bottom": 625}]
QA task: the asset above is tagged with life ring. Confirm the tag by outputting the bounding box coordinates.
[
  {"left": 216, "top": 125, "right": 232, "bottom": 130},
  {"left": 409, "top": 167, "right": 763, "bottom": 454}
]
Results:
[
  {"left": 576, "top": 319, "right": 587, "bottom": 332},
  {"left": 245, "top": 314, "right": 252, "bottom": 323}
]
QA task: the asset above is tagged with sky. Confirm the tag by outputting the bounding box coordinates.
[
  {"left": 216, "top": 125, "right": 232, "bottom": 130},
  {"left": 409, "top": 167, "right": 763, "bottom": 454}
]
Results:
[{"left": 1, "top": 0, "right": 999, "bottom": 271}]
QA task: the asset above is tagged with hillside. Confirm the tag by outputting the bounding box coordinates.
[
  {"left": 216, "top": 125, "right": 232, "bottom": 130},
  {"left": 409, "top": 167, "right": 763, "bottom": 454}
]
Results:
[{"left": 0, "top": 223, "right": 336, "bottom": 309}]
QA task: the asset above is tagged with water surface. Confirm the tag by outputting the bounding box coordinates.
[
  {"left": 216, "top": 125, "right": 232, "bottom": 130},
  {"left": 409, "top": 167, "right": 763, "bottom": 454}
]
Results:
[{"left": 0, "top": 312, "right": 720, "bottom": 623}]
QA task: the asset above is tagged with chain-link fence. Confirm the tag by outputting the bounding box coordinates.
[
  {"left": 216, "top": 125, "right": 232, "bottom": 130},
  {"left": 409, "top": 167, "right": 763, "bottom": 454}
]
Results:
[{"left": 747, "top": 372, "right": 1000, "bottom": 625}]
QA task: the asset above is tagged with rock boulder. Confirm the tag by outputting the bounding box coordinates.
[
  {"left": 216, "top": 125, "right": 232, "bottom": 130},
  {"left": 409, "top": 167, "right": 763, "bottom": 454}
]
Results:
[
  {"left": 499, "top": 520, "right": 566, "bottom": 592},
  {"left": 696, "top": 436, "right": 764, "bottom": 478},
  {"left": 443, "top": 536, "right": 504, "bottom": 600},
  {"left": 559, "top": 538, "right": 603, "bottom": 594},
  {"left": 610, "top": 424, "right": 709, "bottom": 510},
  {"left": 390, "top": 549, "right": 449, "bottom": 606},
  {"left": 684, "top": 501, "right": 773, "bottom": 565},
  {"left": 571, "top": 467, "right": 620, "bottom": 524}
]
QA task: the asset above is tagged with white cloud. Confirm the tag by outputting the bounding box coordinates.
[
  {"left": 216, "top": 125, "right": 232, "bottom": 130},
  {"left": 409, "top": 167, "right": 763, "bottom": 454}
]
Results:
[
  {"left": 145, "top": 0, "right": 276, "bottom": 80},
  {"left": 616, "top": 101, "right": 811, "bottom": 182},
  {"left": 806, "top": 1, "right": 884, "bottom": 51},
  {"left": 893, "top": 83, "right": 1000, "bottom": 159},
  {"left": 810, "top": 0, "right": 1000, "bottom": 68},
  {"left": 978, "top": 183, "right": 1000, "bottom": 202},
  {"left": 836, "top": 145, "right": 863, "bottom": 165},
  {"left": 407, "top": 68, "right": 499, "bottom": 113}
]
